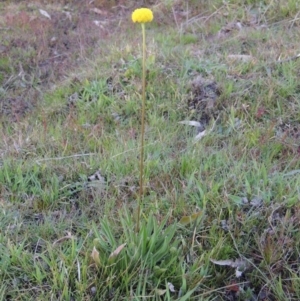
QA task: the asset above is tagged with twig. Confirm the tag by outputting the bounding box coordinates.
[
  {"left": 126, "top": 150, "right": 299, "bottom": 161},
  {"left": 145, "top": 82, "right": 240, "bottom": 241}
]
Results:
[
  {"left": 36, "top": 153, "right": 95, "bottom": 164},
  {"left": 277, "top": 53, "right": 300, "bottom": 64},
  {"left": 172, "top": 6, "right": 180, "bottom": 30}
]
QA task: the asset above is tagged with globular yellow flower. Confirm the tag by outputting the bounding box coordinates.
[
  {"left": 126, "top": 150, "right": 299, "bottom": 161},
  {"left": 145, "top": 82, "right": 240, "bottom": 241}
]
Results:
[{"left": 132, "top": 8, "right": 153, "bottom": 23}]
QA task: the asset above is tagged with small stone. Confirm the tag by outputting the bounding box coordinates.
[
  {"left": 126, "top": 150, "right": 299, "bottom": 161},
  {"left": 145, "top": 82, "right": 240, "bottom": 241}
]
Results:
[{"left": 90, "top": 286, "right": 96, "bottom": 295}]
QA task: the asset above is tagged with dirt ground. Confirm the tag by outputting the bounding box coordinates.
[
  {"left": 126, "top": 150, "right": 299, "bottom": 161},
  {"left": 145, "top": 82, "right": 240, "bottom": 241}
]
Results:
[{"left": 0, "top": 0, "right": 154, "bottom": 121}]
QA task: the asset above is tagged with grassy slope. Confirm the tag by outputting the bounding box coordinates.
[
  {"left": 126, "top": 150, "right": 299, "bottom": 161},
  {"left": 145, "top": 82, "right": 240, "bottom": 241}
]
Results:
[{"left": 1, "top": 0, "right": 300, "bottom": 300}]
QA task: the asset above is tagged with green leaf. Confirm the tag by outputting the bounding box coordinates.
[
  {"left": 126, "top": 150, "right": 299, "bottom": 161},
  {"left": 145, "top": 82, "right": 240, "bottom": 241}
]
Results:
[{"left": 179, "top": 211, "right": 202, "bottom": 225}]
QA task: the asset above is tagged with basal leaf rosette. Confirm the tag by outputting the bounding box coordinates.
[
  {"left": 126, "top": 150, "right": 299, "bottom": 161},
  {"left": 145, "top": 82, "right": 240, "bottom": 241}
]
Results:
[{"left": 132, "top": 8, "right": 153, "bottom": 23}]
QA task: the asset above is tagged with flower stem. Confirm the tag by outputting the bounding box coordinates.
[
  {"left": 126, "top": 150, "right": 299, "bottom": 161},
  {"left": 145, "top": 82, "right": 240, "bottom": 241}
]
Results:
[{"left": 137, "top": 23, "right": 146, "bottom": 232}]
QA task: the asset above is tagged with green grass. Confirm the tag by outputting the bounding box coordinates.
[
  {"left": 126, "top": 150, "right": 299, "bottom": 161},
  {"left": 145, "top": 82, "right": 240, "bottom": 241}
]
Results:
[{"left": 1, "top": 0, "right": 300, "bottom": 300}]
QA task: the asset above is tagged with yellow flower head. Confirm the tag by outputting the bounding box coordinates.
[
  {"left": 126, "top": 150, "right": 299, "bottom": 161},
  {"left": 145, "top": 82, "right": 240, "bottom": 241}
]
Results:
[{"left": 132, "top": 8, "right": 153, "bottom": 23}]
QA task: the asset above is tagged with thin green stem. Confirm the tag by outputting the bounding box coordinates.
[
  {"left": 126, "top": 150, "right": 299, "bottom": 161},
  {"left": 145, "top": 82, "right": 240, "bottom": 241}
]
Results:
[{"left": 137, "top": 23, "right": 146, "bottom": 232}]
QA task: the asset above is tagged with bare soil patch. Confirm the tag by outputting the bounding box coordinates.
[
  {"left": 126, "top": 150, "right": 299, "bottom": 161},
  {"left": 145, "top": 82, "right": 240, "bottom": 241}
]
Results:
[{"left": 0, "top": 0, "right": 144, "bottom": 121}]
